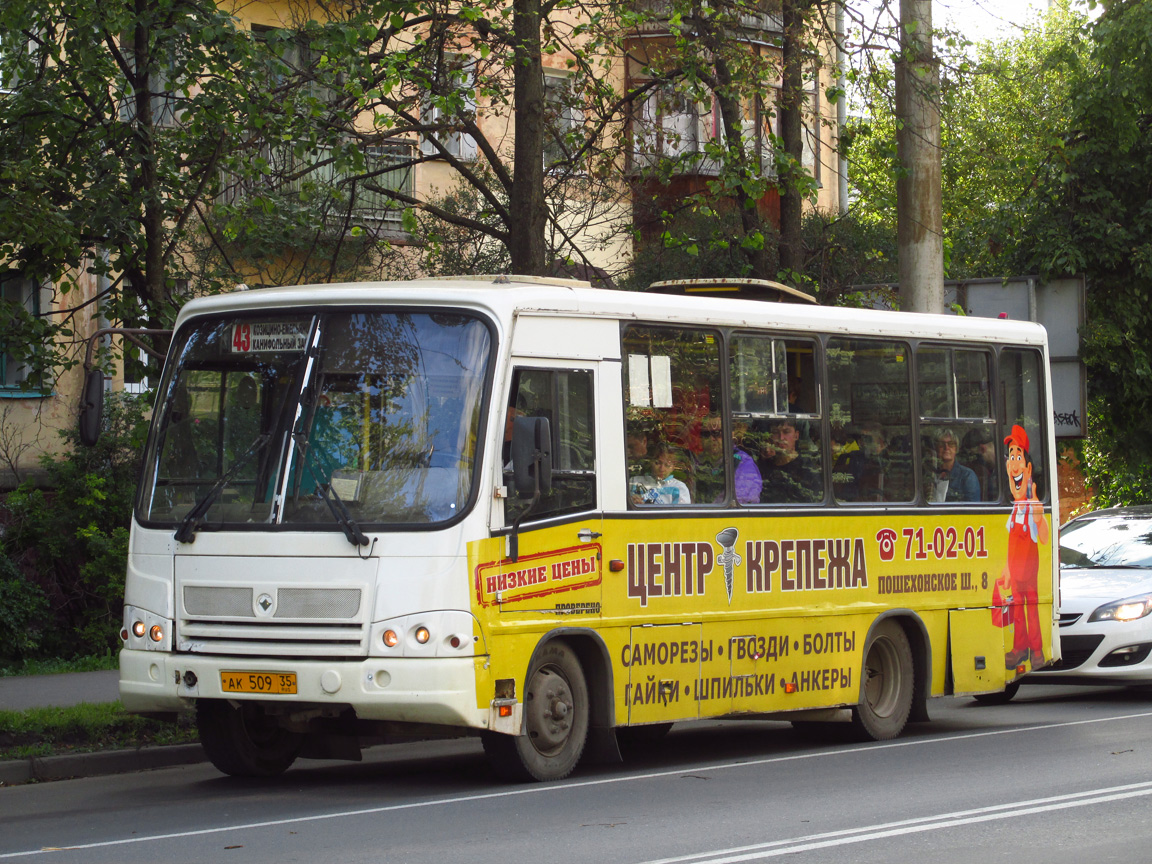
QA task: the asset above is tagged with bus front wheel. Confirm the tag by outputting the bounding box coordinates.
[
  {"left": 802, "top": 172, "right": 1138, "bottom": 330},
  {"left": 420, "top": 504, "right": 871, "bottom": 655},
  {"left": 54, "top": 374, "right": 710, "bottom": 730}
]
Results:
[
  {"left": 852, "top": 620, "right": 914, "bottom": 741},
  {"left": 483, "top": 640, "right": 589, "bottom": 782},
  {"left": 196, "top": 699, "right": 303, "bottom": 777}
]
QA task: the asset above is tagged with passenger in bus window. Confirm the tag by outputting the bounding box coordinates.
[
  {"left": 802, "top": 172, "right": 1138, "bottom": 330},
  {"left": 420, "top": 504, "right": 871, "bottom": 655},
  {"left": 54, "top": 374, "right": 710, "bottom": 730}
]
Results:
[
  {"left": 759, "top": 419, "right": 820, "bottom": 504},
  {"left": 850, "top": 422, "right": 889, "bottom": 501},
  {"left": 833, "top": 424, "right": 879, "bottom": 502},
  {"left": 630, "top": 442, "right": 692, "bottom": 505},
  {"left": 695, "top": 416, "right": 762, "bottom": 504},
  {"left": 928, "top": 427, "right": 980, "bottom": 502},
  {"left": 962, "top": 427, "right": 1000, "bottom": 501}
]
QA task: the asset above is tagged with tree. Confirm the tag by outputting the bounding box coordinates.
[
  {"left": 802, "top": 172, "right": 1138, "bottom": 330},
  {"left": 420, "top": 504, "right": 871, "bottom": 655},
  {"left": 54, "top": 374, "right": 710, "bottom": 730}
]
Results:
[
  {"left": 843, "top": 3, "right": 1087, "bottom": 281},
  {"left": 621, "top": 0, "right": 833, "bottom": 285},
  {"left": 0, "top": 0, "right": 389, "bottom": 380},
  {"left": 290, "top": 0, "right": 636, "bottom": 280},
  {"left": 1013, "top": 0, "right": 1152, "bottom": 504}
]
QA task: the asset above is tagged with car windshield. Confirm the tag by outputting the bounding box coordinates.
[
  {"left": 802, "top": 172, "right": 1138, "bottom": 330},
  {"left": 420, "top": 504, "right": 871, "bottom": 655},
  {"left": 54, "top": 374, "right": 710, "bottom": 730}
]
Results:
[
  {"left": 139, "top": 309, "right": 492, "bottom": 529},
  {"left": 1059, "top": 516, "right": 1152, "bottom": 569}
]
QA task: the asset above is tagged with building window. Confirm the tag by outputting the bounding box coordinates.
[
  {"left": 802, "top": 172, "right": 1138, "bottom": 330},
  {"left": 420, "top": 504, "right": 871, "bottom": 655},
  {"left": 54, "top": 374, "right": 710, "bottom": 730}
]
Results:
[
  {"left": 421, "top": 56, "right": 477, "bottom": 160},
  {"left": 0, "top": 270, "right": 44, "bottom": 394},
  {"left": 219, "top": 138, "right": 414, "bottom": 225},
  {"left": 762, "top": 68, "right": 821, "bottom": 184},
  {"left": 116, "top": 36, "right": 182, "bottom": 127},
  {"left": 633, "top": 85, "right": 717, "bottom": 169},
  {"left": 544, "top": 72, "right": 584, "bottom": 170}
]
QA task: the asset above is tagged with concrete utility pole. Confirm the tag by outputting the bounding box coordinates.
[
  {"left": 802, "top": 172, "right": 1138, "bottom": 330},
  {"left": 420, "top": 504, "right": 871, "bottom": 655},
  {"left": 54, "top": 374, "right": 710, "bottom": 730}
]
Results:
[{"left": 895, "top": 0, "right": 944, "bottom": 313}]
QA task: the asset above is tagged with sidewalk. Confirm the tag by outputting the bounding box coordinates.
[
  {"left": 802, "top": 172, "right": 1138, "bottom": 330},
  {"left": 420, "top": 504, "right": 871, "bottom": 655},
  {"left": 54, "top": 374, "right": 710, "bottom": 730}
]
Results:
[
  {"left": 0, "top": 669, "right": 120, "bottom": 712},
  {"left": 0, "top": 669, "right": 206, "bottom": 786}
]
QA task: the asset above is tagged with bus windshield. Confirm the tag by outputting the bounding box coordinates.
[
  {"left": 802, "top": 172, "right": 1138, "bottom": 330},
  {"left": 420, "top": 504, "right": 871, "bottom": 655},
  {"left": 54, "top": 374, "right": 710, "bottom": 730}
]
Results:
[{"left": 139, "top": 309, "right": 493, "bottom": 531}]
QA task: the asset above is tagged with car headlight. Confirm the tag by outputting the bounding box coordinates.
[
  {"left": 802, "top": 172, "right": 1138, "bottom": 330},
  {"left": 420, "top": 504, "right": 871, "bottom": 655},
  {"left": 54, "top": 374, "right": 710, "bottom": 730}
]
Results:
[{"left": 1088, "top": 593, "right": 1152, "bottom": 623}]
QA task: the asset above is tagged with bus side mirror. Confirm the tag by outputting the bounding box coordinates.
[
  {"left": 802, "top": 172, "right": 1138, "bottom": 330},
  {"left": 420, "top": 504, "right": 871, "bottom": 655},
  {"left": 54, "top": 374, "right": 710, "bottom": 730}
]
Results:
[
  {"left": 511, "top": 416, "right": 552, "bottom": 497},
  {"left": 78, "top": 368, "right": 105, "bottom": 447}
]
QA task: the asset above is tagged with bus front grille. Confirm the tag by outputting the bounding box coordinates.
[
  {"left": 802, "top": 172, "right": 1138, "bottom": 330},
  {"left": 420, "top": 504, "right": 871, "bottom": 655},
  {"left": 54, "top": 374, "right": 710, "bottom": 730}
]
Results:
[
  {"left": 183, "top": 586, "right": 362, "bottom": 619},
  {"left": 176, "top": 619, "right": 367, "bottom": 656},
  {"left": 178, "top": 586, "right": 368, "bottom": 656}
]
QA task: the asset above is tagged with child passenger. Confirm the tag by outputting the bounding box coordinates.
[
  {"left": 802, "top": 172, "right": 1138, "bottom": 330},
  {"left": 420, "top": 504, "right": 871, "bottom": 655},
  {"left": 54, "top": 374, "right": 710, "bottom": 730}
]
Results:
[{"left": 630, "top": 443, "right": 691, "bottom": 505}]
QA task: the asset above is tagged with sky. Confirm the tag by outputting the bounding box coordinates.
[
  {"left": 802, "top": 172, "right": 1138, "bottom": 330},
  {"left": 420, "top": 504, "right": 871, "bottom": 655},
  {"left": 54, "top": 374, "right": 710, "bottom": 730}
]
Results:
[
  {"left": 852, "top": 0, "right": 1084, "bottom": 46},
  {"left": 934, "top": 0, "right": 1052, "bottom": 41}
]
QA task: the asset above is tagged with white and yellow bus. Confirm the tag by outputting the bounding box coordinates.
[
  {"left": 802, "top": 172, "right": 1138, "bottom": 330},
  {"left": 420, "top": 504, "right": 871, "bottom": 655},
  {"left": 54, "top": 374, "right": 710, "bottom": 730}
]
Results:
[{"left": 114, "top": 275, "right": 1058, "bottom": 781}]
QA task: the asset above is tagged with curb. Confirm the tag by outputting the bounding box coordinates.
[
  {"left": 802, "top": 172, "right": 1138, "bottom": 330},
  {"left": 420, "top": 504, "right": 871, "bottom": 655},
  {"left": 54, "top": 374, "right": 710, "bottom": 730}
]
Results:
[{"left": 0, "top": 744, "right": 206, "bottom": 786}]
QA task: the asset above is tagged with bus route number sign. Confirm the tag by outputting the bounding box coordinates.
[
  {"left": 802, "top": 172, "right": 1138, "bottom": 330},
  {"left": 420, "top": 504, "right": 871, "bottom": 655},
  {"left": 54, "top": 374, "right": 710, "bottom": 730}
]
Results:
[
  {"left": 219, "top": 671, "right": 298, "bottom": 695},
  {"left": 230, "top": 322, "right": 308, "bottom": 354}
]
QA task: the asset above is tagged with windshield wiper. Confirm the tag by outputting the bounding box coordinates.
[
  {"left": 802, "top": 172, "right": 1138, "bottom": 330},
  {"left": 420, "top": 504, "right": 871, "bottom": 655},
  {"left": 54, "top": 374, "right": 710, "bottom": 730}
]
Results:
[
  {"left": 174, "top": 434, "right": 271, "bottom": 544},
  {"left": 318, "top": 479, "right": 371, "bottom": 549},
  {"left": 291, "top": 431, "right": 371, "bottom": 551}
]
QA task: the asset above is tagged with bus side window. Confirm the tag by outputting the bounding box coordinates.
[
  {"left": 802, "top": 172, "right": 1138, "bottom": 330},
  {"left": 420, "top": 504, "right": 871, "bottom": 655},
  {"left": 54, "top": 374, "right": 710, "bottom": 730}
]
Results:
[
  {"left": 729, "top": 334, "right": 822, "bottom": 506},
  {"left": 999, "top": 348, "right": 1047, "bottom": 501},
  {"left": 828, "top": 338, "right": 914, "bottom": 504},
  {"left": 919, "top": 346, "right": 996, "bottom": 503},
  {"left": 624, "top": 325, "right": 722, "bottom": 507},
  {"left": 504, "top": 367, "right": 596, "bottom": 522}
]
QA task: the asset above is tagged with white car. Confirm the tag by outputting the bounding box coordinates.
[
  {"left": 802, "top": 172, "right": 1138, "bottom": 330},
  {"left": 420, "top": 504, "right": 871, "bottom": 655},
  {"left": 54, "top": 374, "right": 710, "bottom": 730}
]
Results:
[{"left": 1017, "top": 506, "right": 1152, "bottom": 695}]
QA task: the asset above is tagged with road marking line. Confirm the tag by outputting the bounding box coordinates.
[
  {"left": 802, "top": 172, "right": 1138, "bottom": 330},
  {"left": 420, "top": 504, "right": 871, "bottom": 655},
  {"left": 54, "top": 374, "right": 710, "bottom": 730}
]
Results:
[
  {"left": 634, "top": 781, "right": 1152, "bottom": 863},
  {"left": 4, "top": 709, "right": 1152, "bottom": 859}
]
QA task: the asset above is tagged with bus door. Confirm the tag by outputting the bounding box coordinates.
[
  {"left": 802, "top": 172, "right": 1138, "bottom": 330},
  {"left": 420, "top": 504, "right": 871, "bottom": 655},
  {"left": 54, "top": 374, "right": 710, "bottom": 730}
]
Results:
[
  {"left": 628, "top": 623, "right": 702, "bottom": 724},
  {"left": 491, "top": 366, "right": 603, "bottom": 618},
  {"left": 949, "top": 607, "right": 1018, "bottom": 695}
]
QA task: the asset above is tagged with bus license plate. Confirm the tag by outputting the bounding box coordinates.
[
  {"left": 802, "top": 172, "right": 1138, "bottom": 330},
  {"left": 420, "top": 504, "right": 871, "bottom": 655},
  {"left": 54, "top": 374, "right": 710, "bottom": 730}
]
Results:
[{"left": 220, "top": 671, "right": 297, "bottom": 695}]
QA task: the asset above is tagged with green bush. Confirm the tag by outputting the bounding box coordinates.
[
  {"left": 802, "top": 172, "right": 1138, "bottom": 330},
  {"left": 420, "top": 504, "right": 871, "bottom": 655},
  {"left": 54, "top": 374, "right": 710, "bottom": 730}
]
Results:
[
  {"left": 1, "top": 392, "right": 147, "bottom": 659},
  {"left": 0, "top": 553, "right": 50, "bottom": 661}
]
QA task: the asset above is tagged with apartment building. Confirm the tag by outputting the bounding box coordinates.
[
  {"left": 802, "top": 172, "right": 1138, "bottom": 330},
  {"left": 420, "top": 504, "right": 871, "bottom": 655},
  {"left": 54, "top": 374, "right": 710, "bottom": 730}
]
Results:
[{"left": 0, "top": 0, "right": 841, "bottom": 483}]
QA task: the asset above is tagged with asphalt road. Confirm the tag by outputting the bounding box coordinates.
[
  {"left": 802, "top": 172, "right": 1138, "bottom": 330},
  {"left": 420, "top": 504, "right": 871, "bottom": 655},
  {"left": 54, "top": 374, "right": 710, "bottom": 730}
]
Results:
[{"left": 3, "top": 683, "right": 1152, "bottom": 863}]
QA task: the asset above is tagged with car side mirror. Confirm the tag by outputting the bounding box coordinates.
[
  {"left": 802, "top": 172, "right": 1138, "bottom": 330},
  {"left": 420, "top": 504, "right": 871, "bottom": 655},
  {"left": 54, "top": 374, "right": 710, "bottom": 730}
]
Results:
[
  {"left": 78, "top": 368, "right": 105, "bottom": 447},
  {"left": 511, "top": 416, "right": 552, "bottom": 497}
]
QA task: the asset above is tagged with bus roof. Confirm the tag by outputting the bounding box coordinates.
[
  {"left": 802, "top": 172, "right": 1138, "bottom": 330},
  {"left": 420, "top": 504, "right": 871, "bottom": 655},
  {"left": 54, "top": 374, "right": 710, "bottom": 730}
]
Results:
[{"left": 174, "top": 276, "right": 1049, "bottom": 347}]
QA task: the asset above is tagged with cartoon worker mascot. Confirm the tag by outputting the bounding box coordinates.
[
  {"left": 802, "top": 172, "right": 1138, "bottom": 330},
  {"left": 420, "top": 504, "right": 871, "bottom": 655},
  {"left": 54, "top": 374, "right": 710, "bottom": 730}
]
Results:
[{"left": 997, "top": 424, "right": 1050, "bottom": 669}]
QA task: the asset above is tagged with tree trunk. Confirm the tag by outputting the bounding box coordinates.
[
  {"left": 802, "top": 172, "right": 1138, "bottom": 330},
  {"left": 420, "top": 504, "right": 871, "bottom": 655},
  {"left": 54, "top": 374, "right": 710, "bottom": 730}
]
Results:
[
  {"left": 778, "top": 0, "right": 806, "bottom": 278},
  {"left": 508, "top": 0, "right": 548, "bottom": 275},
  {"left": 895, "top": 0, "right": 944, "bottom": 312}
]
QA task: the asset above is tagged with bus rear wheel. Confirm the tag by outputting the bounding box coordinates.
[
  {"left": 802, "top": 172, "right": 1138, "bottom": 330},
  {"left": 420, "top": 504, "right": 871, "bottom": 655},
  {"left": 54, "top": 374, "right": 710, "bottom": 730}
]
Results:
[
  {"left": 851, "top": 620, "right": 914, "bottom": 741},
  {"left": 196, "top": 699, "right": 303, "bottom": 777},
  {"left": 483, "top": 640, "right": 589, "bottom": 782}
]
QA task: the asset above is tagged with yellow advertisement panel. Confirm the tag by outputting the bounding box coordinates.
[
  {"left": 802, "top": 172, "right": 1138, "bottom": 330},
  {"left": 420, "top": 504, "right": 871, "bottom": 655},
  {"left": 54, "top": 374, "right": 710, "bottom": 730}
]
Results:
[{"left": 469, "top": 507, "right": 1054, "bottom": 726}]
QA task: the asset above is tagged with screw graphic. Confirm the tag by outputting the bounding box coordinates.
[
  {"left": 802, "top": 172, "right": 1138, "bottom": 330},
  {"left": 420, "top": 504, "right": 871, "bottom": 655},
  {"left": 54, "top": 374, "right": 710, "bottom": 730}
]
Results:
[{"left": 715, "top": 527, "right": 741, "bottom": 604}]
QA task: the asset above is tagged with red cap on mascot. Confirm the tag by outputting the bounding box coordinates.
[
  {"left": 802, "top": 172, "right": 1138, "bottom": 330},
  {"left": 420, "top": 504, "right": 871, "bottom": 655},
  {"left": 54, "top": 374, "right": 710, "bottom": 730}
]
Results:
[{"left": 1004, "top": 424, "right": 1029, "bottom": 453}]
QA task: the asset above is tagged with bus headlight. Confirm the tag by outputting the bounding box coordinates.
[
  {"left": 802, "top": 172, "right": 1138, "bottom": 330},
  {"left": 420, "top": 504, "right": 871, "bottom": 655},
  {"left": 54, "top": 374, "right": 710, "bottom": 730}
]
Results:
[
  {"left": 382, "top": 629, "right": 400, "bottom": 648},
  {"left": 123, "top": 605, "right": 172, "bottom": 651},
  {"left": 415, "top": 626, "right": 430, "bottom": 644}
]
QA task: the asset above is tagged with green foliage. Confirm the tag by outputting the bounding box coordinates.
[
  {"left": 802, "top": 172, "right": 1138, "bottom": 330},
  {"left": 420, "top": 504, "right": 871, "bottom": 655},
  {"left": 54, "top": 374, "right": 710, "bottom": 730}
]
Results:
[
  {"left": 1012, "top": 1, "right": 1152, "bottom": 504},
  {"left": 846, "top": 5, "right": 1090, "bottom": 280},
  {"left": 0, "top": 703, "right": 197, "bottom": 761},
  {"left": 0, "top": 653, "right": 119, "bottom": 678},
  {"left": 0, "top": 0, "right": 404, "bottom": 378},
  {"left": 621, "top": 205, "right": 774, "bottom": 291},
  {"left": 1, "top": 394, "right": 147, "bottom": 659},
  {"left": 409, "top": 184, "right": 511, "bottom": 278},
  {"left": 799, "top": 210, "right": 899, "bottom": 304},
  {"left": 0, "top": 554, "right": 50, "bottom": 662},
  {"left": 621, "top": 0, "right": 827, "bottom": 281}
]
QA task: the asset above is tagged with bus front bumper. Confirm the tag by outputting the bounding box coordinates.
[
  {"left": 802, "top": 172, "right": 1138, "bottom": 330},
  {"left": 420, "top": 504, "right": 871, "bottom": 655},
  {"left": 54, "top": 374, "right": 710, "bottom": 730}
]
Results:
[{"left": 119, "top": 649, "right": 490, "bottom": 730}]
